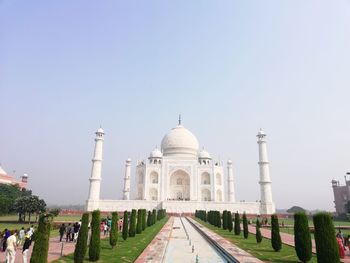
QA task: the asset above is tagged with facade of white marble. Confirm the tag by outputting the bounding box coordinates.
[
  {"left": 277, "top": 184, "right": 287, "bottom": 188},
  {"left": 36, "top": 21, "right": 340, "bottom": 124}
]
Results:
[{"left": 86, "top": 120, "right": 276, "bottom": 214}]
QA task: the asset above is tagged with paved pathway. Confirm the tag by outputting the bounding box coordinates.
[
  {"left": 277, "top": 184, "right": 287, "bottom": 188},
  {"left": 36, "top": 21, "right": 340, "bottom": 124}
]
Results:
[
  {"left": 248, "top": 225, "right": 350, "bottom": 263},
  {"left": 135, "top": 217, "right": 174, "bottom": 263}
]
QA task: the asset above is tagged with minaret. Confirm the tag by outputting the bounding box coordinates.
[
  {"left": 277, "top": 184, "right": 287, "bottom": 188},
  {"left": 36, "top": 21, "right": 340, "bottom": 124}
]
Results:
[
  {"left": 257, "top": 129, "right": 275, "bottom": 214},
  {"left": 87, "top": 127, "right": 104, "bottom": 211},
  {"left": 227, "top": 160, "right": 235, "bottom": 202},
  {"left": 123, "top": 158, "right": 131, "bottom": 200}
]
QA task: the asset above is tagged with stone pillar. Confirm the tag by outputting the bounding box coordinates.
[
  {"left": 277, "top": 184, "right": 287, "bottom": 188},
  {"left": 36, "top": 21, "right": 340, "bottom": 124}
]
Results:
[
  {"left": 227, "top": 160, "right": 235, "bottom": 202},
  {"left": 87, "top": 128, "right": 104, "bottom": 211},
  {"left": 123, "top": 158, "right": 131, "bottom": 200},
  {"left": 257, "top": 129, "right": 275, "bottom": 214}
]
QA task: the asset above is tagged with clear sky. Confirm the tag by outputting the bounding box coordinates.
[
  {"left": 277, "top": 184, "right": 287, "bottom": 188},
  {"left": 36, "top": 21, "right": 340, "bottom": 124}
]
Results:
[{"left": 1, "top": 1, "right": 350, "bottom": 211}]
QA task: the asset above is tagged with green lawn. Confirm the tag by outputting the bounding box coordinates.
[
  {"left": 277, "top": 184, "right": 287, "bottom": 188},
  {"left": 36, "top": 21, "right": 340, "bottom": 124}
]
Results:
[
  {"left": 194, "top": 218, "right": 317, "bottom": 263},
  {"left": 53, "top": 217, "right": 169, "bottom": 263}
]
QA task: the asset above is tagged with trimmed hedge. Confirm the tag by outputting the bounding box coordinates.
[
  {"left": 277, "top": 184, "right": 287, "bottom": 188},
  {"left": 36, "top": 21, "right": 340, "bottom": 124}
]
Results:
[
  {"left": 234, "top": 212, "right": 241, "bottom": 235},
  {"left": 129, "top": 209, "right": 136, "bottom": 237},
  {"left": 30, "top": 214, "right": 53, "bottom": 263},
  {"left": 256, "top": 218, "right": 262, "bottom": 243},
  {"left": 313, "top": 212, "right": 340, "bottom": 263},
  {"left": 136, "top": 209, "right": 142, "bottom": 234},
  {"left": 74, "top": 212, "right": 89, "bottom": 263},
  {"left": 109, "top": 212, "right": 118, "bottom": 248},
  {"left": 147, "top": 211, "right": 152, "bottom": 227},
  {"left": 122, "top": 211, "right": 128, "bottom": 240},
  {"left": 142, "top": 209, "right": 146, "bottom": 231},
  {"left": 223, "top": 210, "right": 228, "bottom": 230},
  {"left": 227, "top": 211, "right": 233, "bottom": 232},
  {"left": 294, "top": 212, "right": 312, "bottom": 263},
  {"left": 271, "top": 214, "right": 282, "bottom": 252},
  {"left": 243, "top": 212, "right": 248, "bottom": 239},
  {"left": 89, "top": 210, "right": 101, "bottom": 261}
]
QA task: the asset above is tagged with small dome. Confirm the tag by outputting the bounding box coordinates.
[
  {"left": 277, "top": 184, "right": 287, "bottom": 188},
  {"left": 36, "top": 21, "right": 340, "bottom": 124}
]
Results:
[
  {"left": 126, "top": 158, "right": 131, "bottom": 163},
  {"left": 150, "top": 148, "right": 162, "bottom": 158},
  {"left": 199, "top": 149, "right": 211, "bottom": 159},
  {"left": 161, "top": 125, "right": 199, "bottom": 156},
  {"left": 96, "top": 127, "right": 104, "bottom": 134},
  {"left": 257, "top": 129, "right": 266, "bottom": 136},
  {"left": 227, "top": 160, "right": 233, "bottom": 165}
]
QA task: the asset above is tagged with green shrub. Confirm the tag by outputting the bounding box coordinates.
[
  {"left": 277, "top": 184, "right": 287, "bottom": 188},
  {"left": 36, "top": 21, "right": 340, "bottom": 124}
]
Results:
[
  {"left": 109, "top": 212, "right": 118, "bottom": 248},
  {"left": 152, "top": 209, "right": 156, "bottom": 225},
  {"left": 222, "top": 210, "right": 228, "bottom": 230},
  {"left": 74, "top": 213, "right": 89, "bottom": 263},
  {"left": 142, "top": 209, "right": 146, "bottom": 230},
  {"left": 294, "top": 212, "right": 312, "bottom": 263},
  {"left": 234, "top": 212, "right": 241, "bottom": 235},
  {"left": 147, "top": 211, "right": 152, "bottom": 226},
  {"left": 122, "top": 211, "right": 128, "bottom": 240},
  {"left": 256, "top": 218, "right": 262, "bottom": 243},
  {"left": 129, "top": 209, "right": 136, "bottom": 237},
  {"left": 30, "top": 214, "right": 53, "bottom": 263},
  {"left": 89, "top": 210, "right": 101, "bottom": 261},
  {"left": 136, "top": 209, "right": 142, "bottom": 234},
  {"left": 227, "top": 211, "right": 233, "bottom": 232},
  {"left": 271, "top": 214, "right": 282, "bottom": 252},
  {"left": 313, "top": 212, "right": 340, "bottom": 263},
  {"left": 243, "top": 212, "right": 248, "bottom": 239}
]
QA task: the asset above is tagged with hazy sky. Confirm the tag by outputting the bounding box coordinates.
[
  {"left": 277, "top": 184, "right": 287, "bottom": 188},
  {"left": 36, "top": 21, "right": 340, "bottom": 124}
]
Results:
[{"left": 1, "top": 1, "right": 350, "bottom": 211}]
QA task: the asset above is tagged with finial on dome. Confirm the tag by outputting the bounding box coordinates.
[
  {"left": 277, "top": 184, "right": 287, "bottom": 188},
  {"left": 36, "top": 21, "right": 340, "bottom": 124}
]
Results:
[{"left": 178, "top": 114, "right": 182, "bottom": 125}]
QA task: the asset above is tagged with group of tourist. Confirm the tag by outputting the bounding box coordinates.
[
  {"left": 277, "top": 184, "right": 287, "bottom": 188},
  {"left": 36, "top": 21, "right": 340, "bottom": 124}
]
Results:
[
  {"left": 0, "top": 226, "right": 34, "bottom": 263},
  {"left": 58, "top": 221, "right": 81, "bottom": 242},
  {"left": 336, "top": 230, "right": 350, "bottom": 258}
]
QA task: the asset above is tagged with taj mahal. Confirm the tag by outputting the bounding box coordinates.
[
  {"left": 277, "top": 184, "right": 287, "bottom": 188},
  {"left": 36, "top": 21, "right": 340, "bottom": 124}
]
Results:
[{"left": 86, "top": 117, "right": 276, "bottom": 214}]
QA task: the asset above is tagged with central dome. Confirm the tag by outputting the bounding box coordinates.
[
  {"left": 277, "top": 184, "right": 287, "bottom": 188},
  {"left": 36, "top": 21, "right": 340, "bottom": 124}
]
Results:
[{"left": 161, "top": 125, "right": 199, "bottom": 156}]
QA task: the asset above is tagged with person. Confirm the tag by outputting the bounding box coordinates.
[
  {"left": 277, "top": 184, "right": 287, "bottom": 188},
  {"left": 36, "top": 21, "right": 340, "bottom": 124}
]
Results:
[
  {"left": 18, "top": 227, "right": 25, "bottom": 246},
  {"left": 337, "top": 230, "right": 345, "bottom": 248},
  {"left": 337, "top": 236, "right": 345, "bottom": 258},
  {"left": 70, "top": 224, "right": 75, "bottom": 242},
  {"left": 2, "top": 229, "right": 10, "bottom": 252},
  {"left": 66, "top": 223, "right": 72, "bottom": 242},
  {"left": 22, "top": 234, "right": 32, "bottom": 263},
  {"left": 73, "top": 222, "right": 80, "bottom": 242},
  {"left": 103, "top": 223, "right": 108, "bottom": 236},
  {"left": 59, "top": 224, "right": 66, "bottom": 242},
  {"left": 6, "top": 230, "right": 17, "bottom": 263}
]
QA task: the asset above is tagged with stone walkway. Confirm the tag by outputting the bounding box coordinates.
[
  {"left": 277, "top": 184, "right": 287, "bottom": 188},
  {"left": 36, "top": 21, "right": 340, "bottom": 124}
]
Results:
[
  {"left": 189, "top": 218, "right": 263, "bottom": 263},
  {"left": 248, "top": 225, "right": 350, "bottom": 263},
  {"left": 135, "top": 217, "right": 174, "bottom": 263}
]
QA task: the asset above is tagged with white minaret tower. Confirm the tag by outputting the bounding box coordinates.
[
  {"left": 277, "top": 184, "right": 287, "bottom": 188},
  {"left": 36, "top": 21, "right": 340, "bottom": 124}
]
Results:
[
  {"left": 123, "top": 158, "right": 131, "bottom": 200},
  {"left": 257, "top": 129, "right": 275, "bottom": 214},
  {"left": 227, "top": 160, "right": 235, "bottom": 202},
  {"left": 86, "top": 127, "right": 104, "bottom": 211}
]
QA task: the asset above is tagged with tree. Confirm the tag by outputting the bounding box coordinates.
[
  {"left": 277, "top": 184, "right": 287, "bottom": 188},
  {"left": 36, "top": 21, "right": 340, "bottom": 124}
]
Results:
[
  {"left": 294, "top": 212, "right": 312, "bottom": 263},
  {"left": 243, "top": 212, "right": 248, "bottom": 239},
  {"left": 122, "top": 211, "right": 128, "bottom": 240},
  {"left": 287, "top": 206, "right": 306, "bottom": 214},
  {"left": 142, "top": 209, "right": 146, "bottom": 230},
  {"left": 313, "top": 212, "right": 340, "bottom": 263},
  {"left": 0, "top": 183, "right": 31, "bottom": 216},
  {"left": 109, "top": 212, "right": 118, "bottom": 248},
  {"left": 147, "top": 211, "right": 152, "bottom": 226},
  {"left": 222, "top": 210, "right": 228, "bottom": 230},
  {"left": 129, "top": 209, "right": 136, "bottom": 237},
  {"left": 74, "top": 213, "right": 89, "bottom": 263},
  {"left": 234, "top": 212, "right": 241, "bottom": 235},
  {"left": 227, "top": 211, "right": 233, "bottom": 232},
  {"left": 30, "top": 213, "right": 53, "bottom": 263},
  {"left": 271, "top": 214, "right": 282, "bottom": 252},
  {"left": 89, "top": 210, "right": 101, "bottom": 261},
  {"left": 152, "top": 209, "right": 156, "bottom": 225},
  {"left": 136, "top": 209, "right": 142, "bottom": 234},
  {"left": 256, "top": 219, "right": 262, "bottom": 243}
]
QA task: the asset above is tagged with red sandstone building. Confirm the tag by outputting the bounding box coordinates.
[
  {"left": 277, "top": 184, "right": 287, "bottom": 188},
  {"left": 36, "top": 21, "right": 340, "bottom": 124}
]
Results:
[{"left": 0, "top": 165, "right": 28, "bottom": 189}]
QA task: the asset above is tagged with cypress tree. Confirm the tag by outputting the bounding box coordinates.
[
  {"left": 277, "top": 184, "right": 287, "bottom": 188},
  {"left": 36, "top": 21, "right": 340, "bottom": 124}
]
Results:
[
  {"left": 30, "top": 214, "right": 53, "bottom": 263},
  {"left": 147, "top": 211, "right": 152, "bottom": 226},
  {"left": 74, "top": 213, "right": 89, "bottom": 263},
  {"left": 227, "top": 211, "right": 233, "bottom": 232},
  {"left": 142, "top": 209, "right": 147, "bottom": 230},
  {"left": 122, "top": 211, "right": 128, "bottom": 240},
  {"left": 152, "top": 209, "right": 156, "bottom": 225},
  {"left": 109, "top": 212, "right": 118, "bottom": 248},
  {"left": 234, "top": 212, "right": 241, "bottom": 235},
  {"left": 89, "top": 210, "right": 101, "bottom": 261},
  {"left": 243, "top": 212, "right": 249, "bottom": 239},
  {"left": 129, "top": 209, "right": 136, "bottom": 237},
  {"left": 271, "top": 214, "right": 282, "bottom": 252},
  {"left": 294, "top": 212, "right": 312, "bottom": 263},
  {"left": 313, "top": 212, "right": 340, "bottom": 263},
  {"left": 256, "top": 219, "right": 262, "bottom": 243},
  {"left": 136, "top": 209, "right": 142, "bottom": 234},
  {"left": 223, "top": 210, "right": 228, "bottom": 230},
  {"left": 217, "top": 211, "right": 221, "bottom": 228}
]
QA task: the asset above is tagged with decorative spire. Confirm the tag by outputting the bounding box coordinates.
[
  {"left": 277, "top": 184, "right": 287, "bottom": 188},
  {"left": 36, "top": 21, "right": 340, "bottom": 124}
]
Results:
[{"left": 178, "top": 114, "right": 182, "bottom": 125}]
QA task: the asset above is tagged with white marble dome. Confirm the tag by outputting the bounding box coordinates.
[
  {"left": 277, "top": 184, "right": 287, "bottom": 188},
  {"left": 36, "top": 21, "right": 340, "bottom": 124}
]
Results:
[
  {"left": 150, "top": 147, "right": 162, "bottom": 158},
  {"left": 161, "top": 125, "right": 199, "bottom": 156}
]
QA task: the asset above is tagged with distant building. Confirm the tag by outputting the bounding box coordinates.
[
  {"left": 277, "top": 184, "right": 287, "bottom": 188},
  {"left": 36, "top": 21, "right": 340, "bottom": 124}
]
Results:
[
  {"left": 332, "top": 177, "right": 350, "bottom": 215},
  {"left": 0, "top": 165, "right": 28, "bottom": 189}
]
